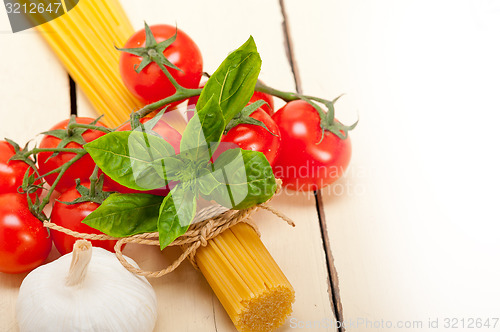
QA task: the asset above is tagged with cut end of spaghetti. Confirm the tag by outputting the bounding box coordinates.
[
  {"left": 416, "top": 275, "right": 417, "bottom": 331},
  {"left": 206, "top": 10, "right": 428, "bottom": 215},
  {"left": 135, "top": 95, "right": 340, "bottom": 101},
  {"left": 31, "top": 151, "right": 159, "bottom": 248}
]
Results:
[
  {"left": 195, "top": 223, "right": 295, "bottom": 332},
  {"left": 236, "top": 285, "right": 295, "bottom": 332}
]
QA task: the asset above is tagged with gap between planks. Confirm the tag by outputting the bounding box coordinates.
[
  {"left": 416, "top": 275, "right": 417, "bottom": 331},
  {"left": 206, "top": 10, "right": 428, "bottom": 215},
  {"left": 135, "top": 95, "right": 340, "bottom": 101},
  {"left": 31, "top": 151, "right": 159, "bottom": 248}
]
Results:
[
  {"left": 69, "top": 75, "right": 77, "bottom": 115},
  {"left": 278, "top": 0, "right": 345, "bottom": 330}
]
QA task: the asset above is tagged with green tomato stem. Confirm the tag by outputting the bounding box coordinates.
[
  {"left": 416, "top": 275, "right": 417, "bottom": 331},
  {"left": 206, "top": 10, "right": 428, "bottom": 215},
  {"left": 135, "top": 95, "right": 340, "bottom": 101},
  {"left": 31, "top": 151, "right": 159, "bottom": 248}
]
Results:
[
  {"left": 135, "top": 88, "right": 203, "bottom": 118},
  {"left": 89, "top": 165, "right": 100, "bottom": 197},
  {"left": 67, "top": 114, "right": 76, "bottom": 136},
  {"left": 33, "top": 152, "right": 86, "bottom": 220},
  {"left": 254, "top": 80, "right": 331, "bottom": 105},
  {"left": 20, "top": 146, "right": 87, "bottom": 220},
  {"left": 67, "top": 123, "right": 113, "bottom": 133},
  {"left": 154, "top": 57, "right": 186, "bottom": 92},
  {"left": 27, "top": 147, "right": 88, "bottom": 155},
  {"left": 254, "top": 81, "right": 299, "bottom": 102}
]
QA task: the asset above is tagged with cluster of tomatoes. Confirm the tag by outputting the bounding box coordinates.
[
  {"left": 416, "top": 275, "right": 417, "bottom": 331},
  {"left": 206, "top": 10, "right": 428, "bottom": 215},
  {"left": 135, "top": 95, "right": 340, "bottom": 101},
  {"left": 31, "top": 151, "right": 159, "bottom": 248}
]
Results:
[
  {"left": 0, "top": 24, "right": 352, "bottom": 275},
  {"left": 0, "top": 118, "right": 115, "bottom": 274},
  {"left": 119, "top": 24, "right": 352, "bottom": 192}
]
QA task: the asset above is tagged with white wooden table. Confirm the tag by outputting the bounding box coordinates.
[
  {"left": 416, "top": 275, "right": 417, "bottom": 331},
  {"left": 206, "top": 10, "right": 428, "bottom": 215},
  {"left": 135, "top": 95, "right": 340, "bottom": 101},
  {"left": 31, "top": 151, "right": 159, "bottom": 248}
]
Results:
[{"left": 1, "top": 1, "right": 499, "bottom": 331}]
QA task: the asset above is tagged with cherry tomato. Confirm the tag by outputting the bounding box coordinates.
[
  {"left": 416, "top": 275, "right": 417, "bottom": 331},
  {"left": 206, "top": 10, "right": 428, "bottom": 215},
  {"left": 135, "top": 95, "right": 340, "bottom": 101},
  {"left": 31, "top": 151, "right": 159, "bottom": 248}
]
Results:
[
  {"left": 0, "top": 141, "right": 41, "bottom": 199},
  {"left": 103, "top": 117, "right": 181, "bottom": 195},
  {"left": 0, "top": 193, "right": 52, "bottom": 274},
  {"left": 37, "top": 117, "right": 108, "bottom": 193},
  {"left": 50, "top": 184, "right": 118, "bottom": 255},
  {"left": 249, "top": 90, "right": 275, "bottom": 115},
  {"left": 221, "top": 109, "right": 281, "bottom": 166},
  {"left": 272, "top": 100, "right": 352, "bottom": 191},
  {"left": 120, "top": 24, "right": 203, "bottom": 104}
]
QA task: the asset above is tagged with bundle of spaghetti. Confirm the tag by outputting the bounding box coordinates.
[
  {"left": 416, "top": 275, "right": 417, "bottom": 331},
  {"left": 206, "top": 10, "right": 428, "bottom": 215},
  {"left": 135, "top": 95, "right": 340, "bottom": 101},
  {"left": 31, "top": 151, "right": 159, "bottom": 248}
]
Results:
[
  {"left": 196, "top": 222, "right": 295, "bottom": 332},
  {"left": 29, "top": 0, "right": 143, "bottom": 127}
]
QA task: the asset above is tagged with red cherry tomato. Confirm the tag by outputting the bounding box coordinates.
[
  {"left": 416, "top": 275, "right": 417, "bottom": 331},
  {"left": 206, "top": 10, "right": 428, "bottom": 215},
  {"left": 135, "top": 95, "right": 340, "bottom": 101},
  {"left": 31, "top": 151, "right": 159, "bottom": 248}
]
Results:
[
  {"left": 272, "top": 100, "right": 352, "bottom": 191},
  {"left": 50, "top": 184, "right": 118, "bottom": 255},
  {"left": 0, "top": 141, "right": 41, "bottom": 199},
  {"left": 249, "top": 90, "right": 275, "bottom": 115},
  {"left": 120, "top": 24, "right": 203, "bottom": 104},
  {"left": 0, "top": 193, "right": 52, "bottom": 274},
  {"left": 103, "top": 117, "right": 181, "bottom": 195},
  {"left": 221, "top": 109, "right": 281, "bottom": 166},
  {"left": 37, "top": 117, "right": 108, "bottom": 193}
]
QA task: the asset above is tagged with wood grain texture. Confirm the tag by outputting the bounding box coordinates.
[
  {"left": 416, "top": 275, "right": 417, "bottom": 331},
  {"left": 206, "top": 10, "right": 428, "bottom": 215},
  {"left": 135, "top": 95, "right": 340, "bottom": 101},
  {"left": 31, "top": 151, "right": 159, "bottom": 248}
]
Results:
[
  {"left": 0, "top": 1, "right": 336, "bottom": 331},
  {"left": 0, "top": 15, "right": 70, "bottom": 145},
  {"left": 285, "top": 0, "right": 500, "bottom": 330}
]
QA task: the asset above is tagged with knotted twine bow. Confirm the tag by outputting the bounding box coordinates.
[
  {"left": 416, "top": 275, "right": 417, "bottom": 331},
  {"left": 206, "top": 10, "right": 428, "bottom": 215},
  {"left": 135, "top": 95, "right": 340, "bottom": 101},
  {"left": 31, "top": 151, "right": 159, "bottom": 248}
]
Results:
[{"left": 43, "top": 180, "right": 295, "bottom": 278}]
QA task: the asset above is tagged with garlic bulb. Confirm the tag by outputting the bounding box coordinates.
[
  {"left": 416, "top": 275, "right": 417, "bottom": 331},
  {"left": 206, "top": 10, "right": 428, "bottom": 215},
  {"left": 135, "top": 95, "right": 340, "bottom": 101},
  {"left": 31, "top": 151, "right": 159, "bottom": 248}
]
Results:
[{"left": 16, "top": 240, "right": 157, "bottom": 332}]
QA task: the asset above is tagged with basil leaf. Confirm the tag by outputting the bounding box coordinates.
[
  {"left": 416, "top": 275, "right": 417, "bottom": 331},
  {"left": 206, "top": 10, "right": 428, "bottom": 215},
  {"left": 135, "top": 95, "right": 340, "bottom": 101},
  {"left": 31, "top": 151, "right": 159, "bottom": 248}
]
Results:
[
  {"left": 157, "top": 185, "right": 197, "bottom": 249},
  {"left": 138, "top": 107, "right": 167, "bottom": 138},
  {"left": 197, "top": 36, "right": 262, "bottom": 124},
  {"left": 180, "top": 96, "right": 225, "bottom": 161},
  {"left": 155, "top": 155, "right": 185, "bottom": 183},
  {"left": 196, "top": 167, "right": 222, "bottom": 196},
  {"left": 205, "top": 149, "right": 276, "bottom": 210},
  {"left": 84, "top": 131, "right": 176, "bottom": 191},
  {"left": 83, "top": 193, "right": 163, "bottom": 237}
]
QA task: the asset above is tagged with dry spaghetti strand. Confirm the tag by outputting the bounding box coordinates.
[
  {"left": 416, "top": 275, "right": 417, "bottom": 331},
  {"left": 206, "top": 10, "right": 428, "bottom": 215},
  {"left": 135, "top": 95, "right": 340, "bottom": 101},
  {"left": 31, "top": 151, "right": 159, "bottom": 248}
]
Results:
[{"left": 34, "top": 0, "right": 143, "bottom": 127}]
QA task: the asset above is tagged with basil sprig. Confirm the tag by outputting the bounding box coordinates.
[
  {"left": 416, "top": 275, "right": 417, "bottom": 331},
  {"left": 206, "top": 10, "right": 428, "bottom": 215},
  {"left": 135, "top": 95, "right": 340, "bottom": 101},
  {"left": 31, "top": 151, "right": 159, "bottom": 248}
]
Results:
[{"left": 84, "top": 37, "right": 276, "bottom": 249}]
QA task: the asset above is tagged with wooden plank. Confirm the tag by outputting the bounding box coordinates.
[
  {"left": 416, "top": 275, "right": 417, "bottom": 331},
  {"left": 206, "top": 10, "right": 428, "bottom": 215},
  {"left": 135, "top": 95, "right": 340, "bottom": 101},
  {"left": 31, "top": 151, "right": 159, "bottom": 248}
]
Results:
[
  {"left": 285, "top": 0, "right": 500, "bottom": 329},
  {"left": 0, "top": 9, "right": 71, "bottom": 332},
  {"left": 0, "top": 19, "right": 71, "bottom": 145}
]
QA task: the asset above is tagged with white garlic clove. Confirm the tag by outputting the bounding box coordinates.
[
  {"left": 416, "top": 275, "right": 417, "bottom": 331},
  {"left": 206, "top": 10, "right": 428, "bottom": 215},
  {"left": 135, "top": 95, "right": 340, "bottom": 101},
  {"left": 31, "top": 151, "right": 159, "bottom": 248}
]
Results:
[{"left": 16, "top": 243, "right": 158, "bottom": 332}]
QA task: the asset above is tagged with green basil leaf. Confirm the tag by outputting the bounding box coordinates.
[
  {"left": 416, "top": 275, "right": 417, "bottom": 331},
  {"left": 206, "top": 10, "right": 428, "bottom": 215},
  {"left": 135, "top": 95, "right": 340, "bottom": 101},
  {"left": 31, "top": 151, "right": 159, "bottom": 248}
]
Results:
[
  {"left": 205, "top": 148, "right": 276, "bottom": 210},
  {"left": 155, "top": 155, "right": 185, "bottom": 182},
  {"left": 83, "top": 193, "right": 164, "bottom": 237},
  {"left": 84, "top": 131, "right": 176, "bottom": 191},
  {"left": 157, "top": 185, "right": 197, "bottom": 249},
  {"left": 196, "top": 167, "right": 222, "bottom": 196},
  {"left": 197, "top": 36, "right": 262, "bottom": 124},
  {"left": 139, "top": 107, "right": 167, "bottom": 138},
  {"left": 180, "top": 96, "right": 225, "bottom": 161}
]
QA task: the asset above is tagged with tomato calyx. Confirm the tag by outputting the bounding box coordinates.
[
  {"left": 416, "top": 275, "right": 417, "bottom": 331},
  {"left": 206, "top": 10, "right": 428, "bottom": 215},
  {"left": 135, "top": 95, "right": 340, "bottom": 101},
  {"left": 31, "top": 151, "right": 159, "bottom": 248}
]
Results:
[
  {"left": 5, "top": 138, "right": 36, "bottom": 167},
  {"left": 57, "top": 176, "right": 112, "bottom": 206},
  {"left": 59, "top": 164, "right": 113, "bottom": 205},
  {"left": 116, "top": 22, "right": 182, "bottom": 75},
  {"left": 224, "top": 100, "right": 277, "bottom": 136},
  {"left": 20, "top": 168, "right": 43, "bottom": 200},
  {"left": 308, "top": 95, "right": 359, "bottom": 142},
  {"left": 40, "top": 115, "right": 103, "bottom": 158},
  {"left": 3, "top": 139, "right": 44, "bottom": 203}
]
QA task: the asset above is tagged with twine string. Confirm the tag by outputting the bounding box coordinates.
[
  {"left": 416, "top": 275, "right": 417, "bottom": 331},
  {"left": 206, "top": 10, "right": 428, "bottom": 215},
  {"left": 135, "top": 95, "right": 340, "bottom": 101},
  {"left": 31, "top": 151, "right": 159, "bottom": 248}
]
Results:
[{"left": 43, "top": 181, "right": 295, "bottom": 278}]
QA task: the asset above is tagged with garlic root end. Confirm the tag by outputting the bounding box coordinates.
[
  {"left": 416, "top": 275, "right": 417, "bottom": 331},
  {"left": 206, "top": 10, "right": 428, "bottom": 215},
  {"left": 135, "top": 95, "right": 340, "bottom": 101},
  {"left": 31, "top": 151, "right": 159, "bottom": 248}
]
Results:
[{"left": 66, "top": 240, "right": 92, "bottom": 287}]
